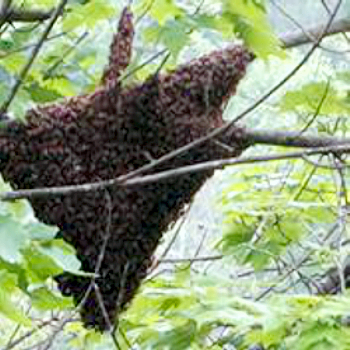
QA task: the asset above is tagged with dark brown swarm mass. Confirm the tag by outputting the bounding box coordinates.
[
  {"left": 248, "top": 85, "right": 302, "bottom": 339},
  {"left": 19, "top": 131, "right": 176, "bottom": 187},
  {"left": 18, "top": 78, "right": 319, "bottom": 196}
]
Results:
[{"left": 0, "top": 6, "right": 253, "bottom": 330}]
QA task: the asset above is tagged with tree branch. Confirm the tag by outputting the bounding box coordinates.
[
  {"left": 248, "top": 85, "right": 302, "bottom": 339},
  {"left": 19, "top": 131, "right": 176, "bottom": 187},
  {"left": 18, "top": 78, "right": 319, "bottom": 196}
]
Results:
[
  {"left": 0, "top": 1, "right": 348, "bottom": 202},
  {"left": 0, "top": 8, "right": 55, "bottom": 23},
  {"left": 279, "top": 17, "right": 350, "bottom": 48},
  {"left": 2, "top": 141, "right": 350, "bottom": 201},
  {"left": 244, "top": 128, "right": 350, "bottom": 148}
]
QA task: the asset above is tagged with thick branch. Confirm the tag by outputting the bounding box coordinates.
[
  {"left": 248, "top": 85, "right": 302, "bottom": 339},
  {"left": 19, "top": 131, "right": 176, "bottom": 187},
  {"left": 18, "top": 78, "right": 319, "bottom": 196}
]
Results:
[
  {"left": 279, "top": 17, "right": 350, "bottom": 48},
  {"left": 2, "top": 142, "right": 350, "bottom": 201},
  {"left": 2, "top": 127, "right": 350, "bottom": 201},
  {"left": 244, "top": 128, "right": 350, "bottom": 148},
  {"left": 0, "top": 2, "right": 348, "bottom": 202},
  {"left": 0, "top": 8, "right": 54, "bottom": 22}
]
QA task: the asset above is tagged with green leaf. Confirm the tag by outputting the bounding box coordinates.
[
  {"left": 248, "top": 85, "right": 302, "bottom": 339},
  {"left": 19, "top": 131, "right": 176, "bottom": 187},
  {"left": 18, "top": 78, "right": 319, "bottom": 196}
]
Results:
[
  {"left": 150, "top": 319, "right": 197, "bottom": 350},
  {"left": 0, "top": 257, "right": 28, "bottom": 292},
  {"left": 63, "top": 0, "right": 114, "bottom": 31},
  {"left": 23, "top": 245, "right": 63, "bottom": 283},
  {"left": 0, "top": 270, "right": 31, "bottom": 326},
  {"left": 216, "top": 223, "right": 255, "bottom": 253},
  {"left": 0, "top": 214, "right": 28, "bottom": 263},
  {"left": 336, "top": 70, "right": 350, "bottom": 85},
  {"left": 139, "top": 0, "right": 185, "bottom": 25},
  {"left": 4, "top": 198, "right": 33, "bottom": 223},
  {"left": 83, "top": 0, "right": 115, "bottom": 28},
  {"left": 37, "top": 239, "right": 83, "bottom": 275},
  {"left": 28, "top": 0, "right": 57, "bottom": 7},
  {"left": 143, "top": 19, "right": 190, "bottom": 60},
  {"left": 68, "top": 326, "right": 104, "bottom": 349},
  {"left": 291, "top": 323, "right": 350, "bottom": 350},
  {"left": 26, "top": 221, "right": 57, "bottom": 241},
  {"left": 24, "top": 82, "right": 63, "bottom": 103},
  {"left": 193, "top": 14, "right": 234, "bottom": 39},
  {"left": 41, "top": 76, "right": 78, "bottom": 97},
  {"left": 280, "top": 81, "right": 350, "bottom": 115},
  {"left": 0, "top": 52, "right": 27, "bottom": 73},
  {"left": 223, "top": 0, "right": 284, "bottom": 58},
  {"left": 264, "top": 212, "right": 305, "bottom": 245},
  {"left": 0, "top": 39, "right": 14, "bottom": 53},
  {"left": 30, "top": 286, "right": 73, "bottom": 310}
]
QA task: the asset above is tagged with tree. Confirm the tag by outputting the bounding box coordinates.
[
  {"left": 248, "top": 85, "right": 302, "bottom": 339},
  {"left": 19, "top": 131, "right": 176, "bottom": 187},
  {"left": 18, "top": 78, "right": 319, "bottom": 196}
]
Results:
[{"left": 0, "top": 0, "right": 349, "bottom": 349}]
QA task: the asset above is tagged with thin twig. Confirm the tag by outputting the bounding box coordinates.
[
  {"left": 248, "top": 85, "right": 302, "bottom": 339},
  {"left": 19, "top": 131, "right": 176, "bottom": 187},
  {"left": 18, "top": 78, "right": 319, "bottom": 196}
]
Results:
[
  {"left": 0, "top": 0, "right": 68, "bottom": 114},
  {"left": 229, "top": 0, "right": 342, "bottom": 127},
  {"left": 4, "top": 318, "right": 58, "bottom": 350},
  {"left": 0, "top": 0, "right": 12, "bottom": 30},
  {"left": 112, "top": 261, "right": 130, "bottom": 337},
  {"left": 0, "top": 31, "right": 69, "bottom": 58},
  {"left": 43, "top": 31, "right": 89, "bottom": 79},
  {"left": 83, "top": 189, "right": 114, "bottom": 331},
  {"left": 244, "top": 128, "right": 350, "bottom": 148},
  {"left": 159, "top": 255, "right": 223, "bottom": 264},
  {"left": 153, "top": 205, "right": 192, "bottom": 270},
  {"left": 94, "top": 190, "right": 112, "bottom": 277},
  {"left": 121, "top": 48, "right": 168, "bottom": 81},
  {"left": 93, "top": 282, "right": 113, "bottom": 331},
  {"left": 40, "top": 318, "right": 75, "bottom": 350},
  {"left": 189, "top": 228, "right": 207, "bottom": 269},
  {"left": 301, "top": 154, "right": 344, "bottom": 169},
  {"left": 299, "top": 80, "right": 330, "bottom": 134}
]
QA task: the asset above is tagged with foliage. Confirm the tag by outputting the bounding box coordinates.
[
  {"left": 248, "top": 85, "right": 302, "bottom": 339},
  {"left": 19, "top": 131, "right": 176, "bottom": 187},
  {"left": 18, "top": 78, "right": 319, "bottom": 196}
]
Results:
[
  {"left": 0, "top": 0, "right": 349, "bottom": 349},
  {"left": 119, "top": 271, "right": 350, "bottom": 350},
  {"left": 280, "top": 81, "right": 350, "bottom": 116},
  {"left": 0, "top": 183, "right": 80, "bottom": 326}
]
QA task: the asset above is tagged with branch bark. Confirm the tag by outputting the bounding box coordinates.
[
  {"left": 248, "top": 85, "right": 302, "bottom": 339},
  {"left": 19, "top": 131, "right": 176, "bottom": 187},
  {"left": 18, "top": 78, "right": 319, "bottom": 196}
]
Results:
[
  {"left": 244, "top": 128, "right": 350, "bottom": 148},
  {"left": 0, "top": 8, "right": 54, "bottom": 23},
  {"left": 279, "top": 17, "right": 350, "bottom": 48},
  {"left": 0, "top": 2, "right": 348, "bottom": 201},
  {"left": 2, "top": 138, "right": 350, "bottom": 201}
]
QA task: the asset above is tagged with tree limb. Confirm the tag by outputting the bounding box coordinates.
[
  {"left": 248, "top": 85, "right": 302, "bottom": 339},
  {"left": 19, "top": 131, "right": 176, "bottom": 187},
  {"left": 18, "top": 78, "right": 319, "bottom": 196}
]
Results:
[
  {"left": 2, "top": 141, "right": 350, "bottom": 201},
  {"left": 0, "top": 1, "right": 348, "bottom": 202},
  {"left": 279, "top": 17, "right": 350, "bottom": 48},
  {"left": 0, "top": 8, "right": 55, "bottom": 23},
  {"left": 244, "top": 128, "right": 350, "bottom": 148}
]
